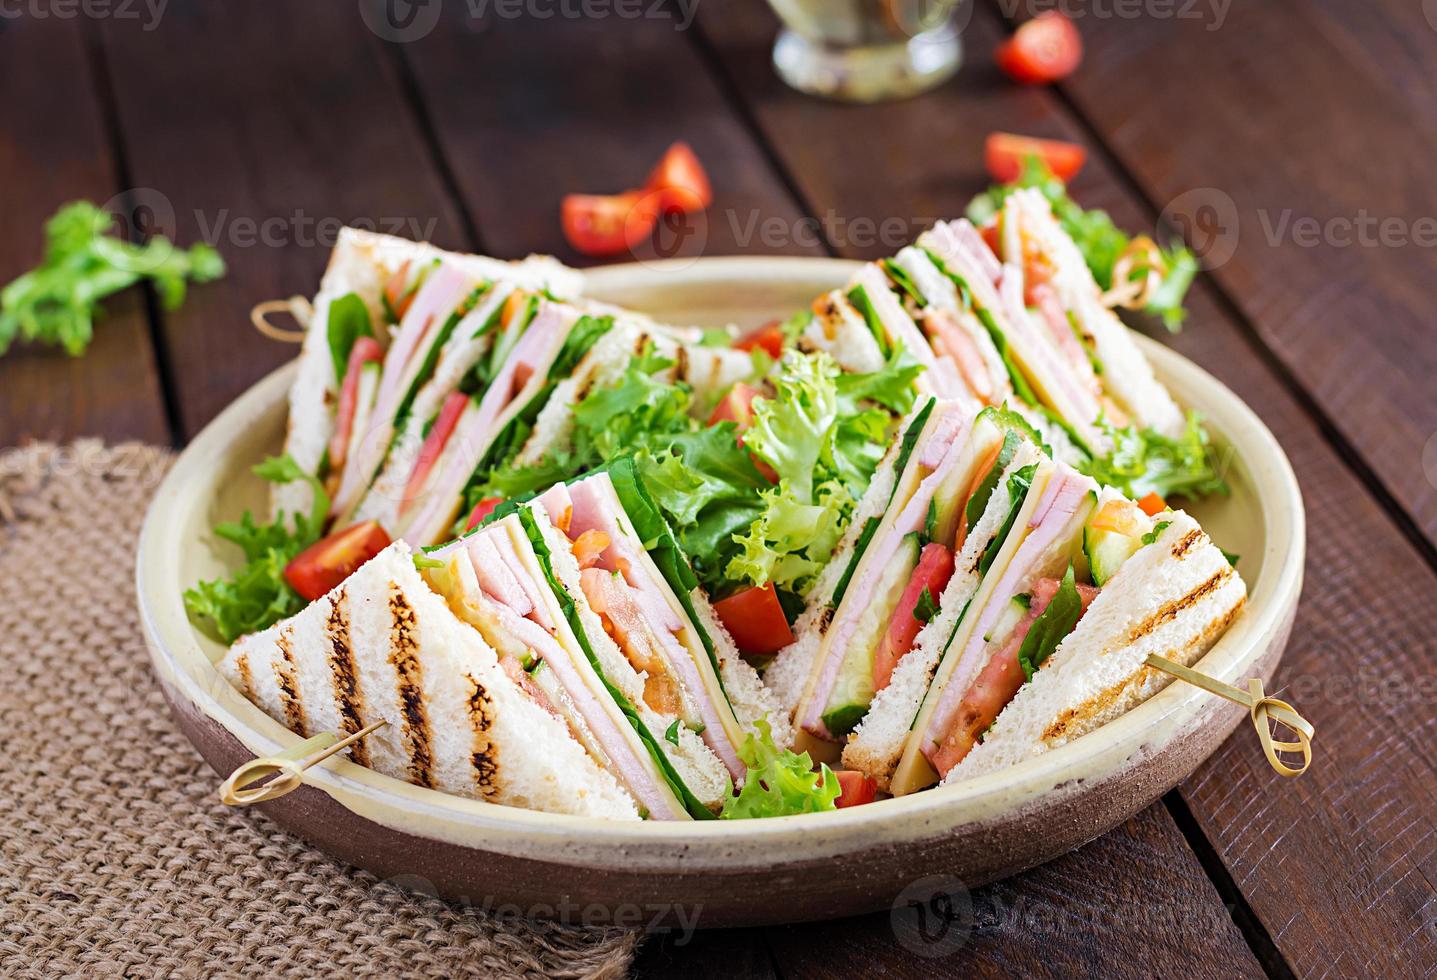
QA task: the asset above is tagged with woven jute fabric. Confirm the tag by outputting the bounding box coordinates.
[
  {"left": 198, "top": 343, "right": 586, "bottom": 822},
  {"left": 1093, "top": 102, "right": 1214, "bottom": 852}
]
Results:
[{"left": 0, "top": 441, "right": 640, "bottom": 979}]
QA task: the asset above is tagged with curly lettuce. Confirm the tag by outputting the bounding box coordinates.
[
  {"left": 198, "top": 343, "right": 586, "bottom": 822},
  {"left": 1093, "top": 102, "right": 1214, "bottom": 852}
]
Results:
[
  {"left": 1081, "top": 410, "right": 1228, "bottom": 502},
  {"left": 720, "top": 720, "right": 839, "bottom": 819}
]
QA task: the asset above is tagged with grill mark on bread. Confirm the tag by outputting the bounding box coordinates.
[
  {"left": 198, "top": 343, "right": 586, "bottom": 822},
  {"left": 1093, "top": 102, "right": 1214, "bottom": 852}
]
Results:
[
  {"left": 1170, "top": 528, "right": 1204, "bottom": 560},
  {"left": 232, "top": 651, "right": 254, "bottom": 702},
  {"left": 673, "top": 344, "right": 689, "bottom": 380},
  {"left": 274, "top": 626, "right": 307, "bottom": 737},
  {"left": 1123, "top": 567, "right": 1234, "bottom": 645},
  {"left": 388, "top": 584, "right": 434, "bottom": 788},
  {"left": 465, "top": 677, "right": 501, "bottom": 801},
  {"left": 1044, "top": 592, "right": 1246, "bottom": 744},
  {"left": 816, "top": 606, "right": 836, "bottom": 635},
  {"left": 326, "top": 591, "right": 369, "bottom": 768}
]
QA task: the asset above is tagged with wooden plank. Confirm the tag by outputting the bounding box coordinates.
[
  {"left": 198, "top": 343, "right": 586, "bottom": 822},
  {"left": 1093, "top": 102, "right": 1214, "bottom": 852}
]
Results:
[
  {"left": 696, "top": 3, "right": 1437, "bottom": 976},
  {"left": 634, "top": 927, "right": 777, "bottom": 980},
  {"left": 764, "top": 805, "right": 1263, "bottom": 979},
  {"left": 389, "top": 7, "right": 825, "bottom": 263},
  {"left": 92, "top": 2, "right": 468, "bottom": 439},
  {"left": 1052, "top": 0, "right": 1437, "bottom": 549},
  {"left": 0, "top": 17, "right": 169, "bottom": 448}
]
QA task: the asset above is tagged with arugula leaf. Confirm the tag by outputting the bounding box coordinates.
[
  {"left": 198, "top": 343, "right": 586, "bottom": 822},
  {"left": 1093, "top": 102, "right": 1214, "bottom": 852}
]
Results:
[
  {"left": 979, "top": 463, "right": 1037, "bottom": 578},
  {"left": 965, "top": 429, "right": 1022, "bottom": 533},
  {"left": 550, "top": 314, "right": 615, "bottom": 380},
  {"left": 183, "top": 454, "right": 330, "bottom": 643},
  {"left": 325, "top": 292, "right": 373, "bottom": 385},
  {"left": 2, "top": 201, "right": 224, "bottom": 357},
  {"left": 913, "top": 587, "right": 940, "bottom": 624},
  {"left": 1141, "top": 520, "right": 1172, "bottom": 545},
  {"left": 1016, "top": 564, "right": 1083, "bottom": 681},
  {"left": 1081, "top": 411, "right": 1228, "bottom": 502},
  {"left": 721, "top": 720, "right": 840, "bottom": 819},
  {"left": 967, "top": 156, "right": 1196, "bottom": 332}
]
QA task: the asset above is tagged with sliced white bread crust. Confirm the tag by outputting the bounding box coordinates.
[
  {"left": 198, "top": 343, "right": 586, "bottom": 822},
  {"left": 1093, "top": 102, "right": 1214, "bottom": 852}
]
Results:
[
  {"left": 218, "top": 542, "right": 639, "bottom": 819},
  {"left": 528, "top": 509, "right": 732, "bottom": 808},
  {"left": 1006, "top": 190, "right": 1184, "bottom": 437},
  {"left": 761, "top": 403, "right": 913, "bottom": 723},
  {"left": 274, "top": 228, "right": 581, "bottom": 522},
  {"left": 842, "top": 441, "right": 1046, "bottom": 789},
  {"left": 944, "top": 510, "right": 1246, "bottom": 783},
  {"left": 799, "top": 290, "right": 886, "bottom": 375}
]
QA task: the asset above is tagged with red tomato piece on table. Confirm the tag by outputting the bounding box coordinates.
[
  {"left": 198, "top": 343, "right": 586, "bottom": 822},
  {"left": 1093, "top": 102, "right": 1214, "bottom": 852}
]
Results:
[
  {"left": 834, "top": 770, "right": 878, "bottom": 808},
  {"left": 463, "top": 496, "right": 504, "bottom": 532},
  {"left": 995, "top": 12, "right": 1083, "bottom": 85},
  {"left": 400, "top": 390, "right": 470, "bottom": 515},
  {"left": 873, "top": 543, "right": 955, "bottom": 691},
  {"left": 284, "top": 520, "right": 391, "bottom": 601},
  {"left": 644, "top": 141, "right": 712, "bottom": 215},
  {"left": 984, "top": 132, "right": 1086, "bottom": 184},
  {"left": 561, "top": 191, "right": 660, "bottom": 258},
  {"left": 733, "top": 320, "right": 786, "bottom": 359},
  {"left": 713, "top": 582, "right": 794, "bottom": 657}
]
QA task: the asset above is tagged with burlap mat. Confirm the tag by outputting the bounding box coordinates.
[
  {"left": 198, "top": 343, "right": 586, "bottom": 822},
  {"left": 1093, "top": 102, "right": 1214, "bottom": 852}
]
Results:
[{"left": 0, "top": 441, "right": 641, "bottom": 979}]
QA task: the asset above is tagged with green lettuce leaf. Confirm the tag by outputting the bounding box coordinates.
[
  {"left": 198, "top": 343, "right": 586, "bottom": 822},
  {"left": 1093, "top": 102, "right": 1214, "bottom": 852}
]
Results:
[
  {"left": 325, "top": 292, "right": 373, "bottom": 385},
  {"left": 720, "top": 720, "right": 840, "bottom": 819},
  {"left": 2, "top": 201, "right": 224, "bottom": 358},
  {"left": 1016, "top": 564, "right": 1083, "bottom": 681},
  {"left": 1081, "top": 411, "right": 1228, "bottom": 502},
  {"left": 183, "top": 454, "right": 330, "bottom": 643}
]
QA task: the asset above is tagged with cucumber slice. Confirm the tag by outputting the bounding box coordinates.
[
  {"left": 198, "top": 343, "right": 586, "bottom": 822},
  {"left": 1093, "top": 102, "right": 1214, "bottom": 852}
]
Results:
[
  {"left": 819, "top": 534, "right": 920, "bottom": 737},
  {"left": 983, "top": 594, "right": 1031, "bottom": 645},
  {"left": 1084, "top": 524, "right": 1144, "bottom": 586}
]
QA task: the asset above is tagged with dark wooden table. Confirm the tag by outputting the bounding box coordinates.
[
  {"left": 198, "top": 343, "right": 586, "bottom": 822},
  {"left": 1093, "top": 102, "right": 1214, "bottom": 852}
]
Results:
[{"left": 3, "top": 2, "right": 1433, "bottom": 976}]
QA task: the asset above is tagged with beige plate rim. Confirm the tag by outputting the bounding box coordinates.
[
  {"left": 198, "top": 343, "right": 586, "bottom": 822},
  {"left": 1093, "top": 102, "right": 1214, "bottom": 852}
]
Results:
[{"left": 136, "top": 256, "right": 1304, "bottom": 873}]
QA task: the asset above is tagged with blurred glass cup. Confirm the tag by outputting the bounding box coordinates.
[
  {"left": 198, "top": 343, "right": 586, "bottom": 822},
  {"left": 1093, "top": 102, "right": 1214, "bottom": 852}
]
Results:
[{"left": 768, "top": 0, "right": 965, "bottom": 103}]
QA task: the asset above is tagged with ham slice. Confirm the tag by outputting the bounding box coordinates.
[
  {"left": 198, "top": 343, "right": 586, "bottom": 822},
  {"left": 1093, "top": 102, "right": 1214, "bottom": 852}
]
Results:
[{"left": 919, "top": 467, "right": 1093, "bottom": 761}]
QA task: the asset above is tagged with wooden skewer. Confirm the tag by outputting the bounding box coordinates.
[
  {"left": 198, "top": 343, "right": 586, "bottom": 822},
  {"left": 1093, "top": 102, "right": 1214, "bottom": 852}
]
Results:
[
  {"left": 1146, "top": 654, "right": 1314, "bottom": 778},
  {"left": 218, "top": 720, "right": 387, "bottom": 806},
  {"left": 249, "top": 295, "right": 313, "bottom": 343}
]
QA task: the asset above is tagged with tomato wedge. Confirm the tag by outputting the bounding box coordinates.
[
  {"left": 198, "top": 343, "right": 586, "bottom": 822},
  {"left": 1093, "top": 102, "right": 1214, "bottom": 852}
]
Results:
[
  {"left": 644, "top": 141, "right": 712, "bottom": 215},
  {"left": 707, "top": 382, "right": 762, "bottom": 428},
  {"left": 985, "top": 132, "right": 1086, "bottom": 184},
  {"left": 284, "top": 520, "right": 392, "bottom": 602},
  {"left": 873, "top": 543, "right": 955, "bottom": 692},
  {"left": 463, "top": 496, "right": 504, "bottom": 532},
  {"left": 733, "top": 320, "right": 786, "bottom": 359},
  {"left": 713, "top": 582, "right": 794, "bottom": 657},
  {"left": 327, "top": 335, "right": 384, "bottom": 472},
  {"left": 834, "top": 770, "right": 878, "bottom": 808},
  {"left": 400, "top": 390, "right": 470, "bottom": 516},
  {"left": 561, "top": 190, "right": 660, "bottom": 258},
  {"left": 1137, "top": 492, "right": 1168, "bottom": 517},
  {"left": 995, "top": 12, "right": 1083, "bottom": 85}
]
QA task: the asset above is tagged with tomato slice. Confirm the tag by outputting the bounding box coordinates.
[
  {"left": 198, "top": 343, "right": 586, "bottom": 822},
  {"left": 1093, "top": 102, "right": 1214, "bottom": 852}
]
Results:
[
  {"left": 644, "top": 141, "right": 712, "bottom": 215},
  {"left": 400, "top": 390, "right": 470, "bottom": 516},
  {"left": 284, "top": 520, "right": 392, "bottom": 601},
  {"left": 834, "top": 770, "right": 878, "bottom": 808},
  {"left": 1137, "top": 492, "right": 1168, "bottom": 517},
  {"left": 873, "top": 543, "right": 955, "bottom": 692},
  {"left": 713, "top": 582, "right": 794, "bottom": 657},
  {"left": 463, "top": 496, "right": 504, "bottom": 532},
  {"left": 327, "top": 335, "right": 384, "bottom": 472},
  {"left": 985, "top": 132, "right": 1086, "bottom": 184},
  {"left": 561, "top": 191, "right": 660, "bottom": 258},
  {"left": 733, "top": 320, "right": 786, "bottom": 359},
  {"left": 995, "top": 12, "right": 1083, "bottom": 85},
  {"left": 383, "top": 260, "right": 417, "bottom": 321}
]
